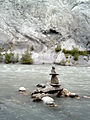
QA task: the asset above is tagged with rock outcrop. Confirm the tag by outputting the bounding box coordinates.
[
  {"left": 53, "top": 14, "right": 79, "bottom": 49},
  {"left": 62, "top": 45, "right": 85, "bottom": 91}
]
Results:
[{"left": 0, "top": 0, "right": 90, "bottom": 65}]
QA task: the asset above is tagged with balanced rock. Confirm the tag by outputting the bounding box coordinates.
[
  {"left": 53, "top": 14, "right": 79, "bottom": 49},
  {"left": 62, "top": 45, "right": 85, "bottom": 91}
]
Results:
[{"left": 50, "top": 67, "right": 59, "bottom": 85}]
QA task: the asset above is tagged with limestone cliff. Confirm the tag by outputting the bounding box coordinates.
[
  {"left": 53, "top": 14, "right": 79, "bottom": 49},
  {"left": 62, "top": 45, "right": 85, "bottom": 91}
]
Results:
[{"left": 0, "top": 0, "right": 90, "bottom": 64}]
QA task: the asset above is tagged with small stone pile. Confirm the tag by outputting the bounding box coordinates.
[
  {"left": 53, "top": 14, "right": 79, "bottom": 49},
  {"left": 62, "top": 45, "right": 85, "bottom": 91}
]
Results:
[{"left": 31, "top": 67, "right": 79, "bottom": 106}]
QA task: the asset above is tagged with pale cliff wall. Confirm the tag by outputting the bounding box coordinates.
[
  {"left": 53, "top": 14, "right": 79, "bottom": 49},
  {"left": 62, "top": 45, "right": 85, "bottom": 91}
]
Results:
[{"left": 0, "top": 0, "right": 90, "bottom": 64}]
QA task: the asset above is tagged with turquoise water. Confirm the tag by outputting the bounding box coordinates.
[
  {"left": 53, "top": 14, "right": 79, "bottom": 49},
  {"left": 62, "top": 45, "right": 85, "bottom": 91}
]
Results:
[{"left": 0, "top": 64, "right": 90, "bottom": 120}]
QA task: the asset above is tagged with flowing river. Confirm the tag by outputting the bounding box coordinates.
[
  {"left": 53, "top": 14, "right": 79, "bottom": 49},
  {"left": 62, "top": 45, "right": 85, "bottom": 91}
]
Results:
[{"left": 0, "top": 64, "right": 90, "bottom": 120}]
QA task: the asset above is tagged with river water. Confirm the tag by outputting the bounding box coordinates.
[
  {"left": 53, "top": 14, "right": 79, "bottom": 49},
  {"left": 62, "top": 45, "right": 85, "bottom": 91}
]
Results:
[{"left": 0, "top": 64, "right": 90, "bottom": 120}]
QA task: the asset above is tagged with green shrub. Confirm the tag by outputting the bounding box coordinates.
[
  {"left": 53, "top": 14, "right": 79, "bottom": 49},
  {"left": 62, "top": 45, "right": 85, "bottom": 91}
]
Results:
[
  {"left": 70, "top": 48, "right": 78, "bottom": 56},
  {"left": 0, "top": 52, "right": 3, "bottom": 62},
  {"left": 63, "top": 48, "right": 88, "bottom": 61},
  {"left": 55, "top": 45, "right": 61, "bottom": 52},
  {"left": 4, "top": 52, "right": 15, "bottom": 64},
  {"left": 9, "top": 45, "right": 12, "bottom": 50},
  {"left": 4, "top": 52, "right": 10, "bottom": 64},
  {"left": 79, "top": 51, "right": 88, "bottom": 56},
  {"left": 20, "top": 50, "right": 33, "bottom": 64},
  {"left": 15, "top": 54, "right": 19, "bottom": 63},
  {"left": 63, "top": 48, "right": 79, "bottom": 55},
  {"left": 73, "top": 53, "right": 79, "bottom": 61},
  {"left": 30, "top": 45, "right": 34, "bottom": 51}
]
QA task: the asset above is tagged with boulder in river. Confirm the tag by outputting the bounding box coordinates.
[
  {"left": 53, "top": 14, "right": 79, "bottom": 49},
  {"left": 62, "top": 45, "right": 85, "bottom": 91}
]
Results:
[
  {"left": 41, "top": 96, "right": 57, "bottom": 107},
  {"left": 83, "top": 96, "right": 90, "bottom": 99},
  {"left": 70, "top": 93, "right": 79, "bottom": 98},
  {"left": 56, "top": 88, "right": 71, "bottom": 97},
  {"left": 56, "top": 89, "right": 79, "bottom": 98},
  {"left": 32, "top": 93, "right": 50, "bottom": 102},
  {"left": 19, "top": 87, "right": 26, "bottom": 92},
  {"left": 18, "top": 87, "right": 28, "bottom": 95}
]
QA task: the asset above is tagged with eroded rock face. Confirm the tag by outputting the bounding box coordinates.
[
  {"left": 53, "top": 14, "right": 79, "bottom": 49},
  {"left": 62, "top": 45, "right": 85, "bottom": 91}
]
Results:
[{"left": 0, "top": 0, "right": 90, "bottom": 64}]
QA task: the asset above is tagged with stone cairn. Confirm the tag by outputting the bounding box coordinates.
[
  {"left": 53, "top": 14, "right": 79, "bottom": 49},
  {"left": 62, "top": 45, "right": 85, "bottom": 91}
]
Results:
[
  {"left": 31, "top": 67, "right": 79, "bottom": 105},
  {"left": 50, "top": 66, "right": 60, "bottom": 87}
]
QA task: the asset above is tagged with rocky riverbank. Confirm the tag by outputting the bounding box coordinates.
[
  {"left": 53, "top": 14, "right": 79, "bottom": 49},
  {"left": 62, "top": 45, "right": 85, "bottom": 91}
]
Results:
[{"left": 0, "top": 47, "right": 90, "bottom": 66}]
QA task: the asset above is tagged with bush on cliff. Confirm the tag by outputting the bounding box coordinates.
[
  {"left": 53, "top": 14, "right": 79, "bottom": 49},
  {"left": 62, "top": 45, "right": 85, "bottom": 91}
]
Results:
[
  {"left": 0, "top": 52, "right": 3, "bottom": 62},
  {"left": 20, "top": 50, "right": 33, "bottom": 64},
  {"left": 62, "top": 48, "right": 88, "bottom": 61},
  {"left": 4, "top": 52, "right": 15, "bottom": 64},
  {"left": 30, "top": 45, "right": 34, "bottom": 51},
  {"left": 55, "top": 45, "right": 61, "bottom": 52}
]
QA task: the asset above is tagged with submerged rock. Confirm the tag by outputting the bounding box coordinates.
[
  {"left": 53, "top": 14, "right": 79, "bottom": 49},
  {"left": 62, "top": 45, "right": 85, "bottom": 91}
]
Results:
[
  {"left": 19, "top": 87, "right": 26, "bottom": 92},
  {"left": 57, "top": 89, "right": 79, "bottom": 98},
  {"left": 83, "top": 96, "right": 90, "bottom": 99},
  {"left": 18, "top": 87, "right": 28, "bottom": 95},
  {"left": 57, "top": 88, "right": 71, "bottom": 97},
  {"left": 70, "top": 93, "right": 79, "bottom": 98},
  {"left": 61, "top": 88, "right": 71, "bottom": 97}
]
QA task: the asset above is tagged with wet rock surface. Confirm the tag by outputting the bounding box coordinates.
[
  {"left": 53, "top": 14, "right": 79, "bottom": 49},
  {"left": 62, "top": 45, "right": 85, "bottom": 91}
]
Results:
[{"left": 31, "top": 84, "right": 79, "bottom": 104}]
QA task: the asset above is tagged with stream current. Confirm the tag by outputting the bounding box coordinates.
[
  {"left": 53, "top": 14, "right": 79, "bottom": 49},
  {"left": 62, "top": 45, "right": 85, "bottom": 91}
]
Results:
[{"left": 0, "top": 64, "right": 90, "bottom": 120}]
